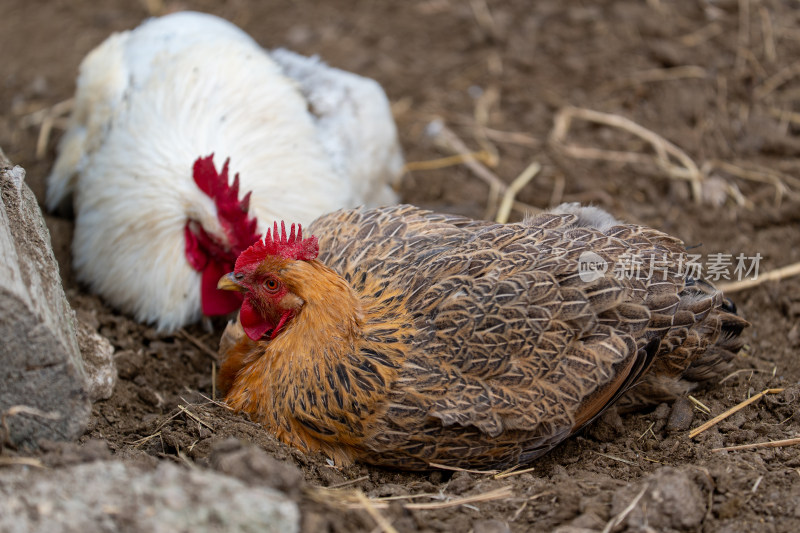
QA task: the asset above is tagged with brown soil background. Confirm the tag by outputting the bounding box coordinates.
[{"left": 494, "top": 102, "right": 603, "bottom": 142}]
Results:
[{"left": 2, "top": 1, "right": 800, "bottom": 531}]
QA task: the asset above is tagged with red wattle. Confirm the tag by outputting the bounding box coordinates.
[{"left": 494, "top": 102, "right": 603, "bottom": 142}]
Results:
[
  {"left": 240, "top": 298, "right": 273, "bottom": 340},
  {"left": 200, "top": 261, "right": 242, "bottom": 316},
  {"left": 184, "top": 225, "right": 208, "bottom": 271},
  {"left": 270, "top": 311, "right": 294, "bottom": 340}
]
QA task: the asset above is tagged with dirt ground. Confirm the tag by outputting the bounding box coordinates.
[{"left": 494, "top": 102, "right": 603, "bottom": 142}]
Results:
[{"left": 2, "top": 0, "right": 800, "bottom": 531}]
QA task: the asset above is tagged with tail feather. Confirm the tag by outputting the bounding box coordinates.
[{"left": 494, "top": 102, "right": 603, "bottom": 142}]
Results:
[
  {"left": 45, "top": 129, "right": 85, "bottom": 214},
  {"left": 46, "top": 31, "right": 129, "bottom": 214},
  {"left": 616, "top": 280, "right": 749, "bottom": 410},
  {"left": 681, "top": 308, "right": 748, "bottom": 382}
]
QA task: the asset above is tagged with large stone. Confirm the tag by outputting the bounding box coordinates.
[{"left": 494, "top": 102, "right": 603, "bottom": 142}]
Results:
[
  {"left": 0, "top": 460, "right": 300, "bottom": 533},
  {"left": 0, "top": 148, "right": 90, "bottom": 447}
]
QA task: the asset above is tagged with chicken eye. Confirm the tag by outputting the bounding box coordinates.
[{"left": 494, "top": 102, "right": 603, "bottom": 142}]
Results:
[{"left": 264, "top": 278, "right": 280, "bottom": 292}]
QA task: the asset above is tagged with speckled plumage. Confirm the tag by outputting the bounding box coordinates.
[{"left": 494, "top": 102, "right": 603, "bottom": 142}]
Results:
[{"left": 219, "top": 204, "right": 747, "bottom": 469}]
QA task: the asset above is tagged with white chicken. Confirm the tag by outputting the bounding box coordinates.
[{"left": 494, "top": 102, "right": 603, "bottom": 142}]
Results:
[{"left": 46, "top": 11, "right": 403, "bottom": 332}]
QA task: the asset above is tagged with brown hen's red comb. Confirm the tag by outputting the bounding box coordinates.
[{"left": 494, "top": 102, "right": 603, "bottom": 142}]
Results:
[{"left": 235, "top": 221, "right": 319, "bottom": 270}]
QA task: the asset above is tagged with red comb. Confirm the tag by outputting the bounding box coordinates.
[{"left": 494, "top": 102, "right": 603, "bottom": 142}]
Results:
[
  {"left": 193, "top": 154, "right": 260, "bottom": 257},
  {"left": 235, "top": 221, "right": 319, "bottom": 270}
]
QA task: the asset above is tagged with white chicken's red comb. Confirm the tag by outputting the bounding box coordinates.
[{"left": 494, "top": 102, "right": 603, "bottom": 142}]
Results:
[
  {"left": 235, "top": 221, "right": 319, "bottom": 270},
  {"left": 192, "top": 154, "right": 260, "bottom": 257}
]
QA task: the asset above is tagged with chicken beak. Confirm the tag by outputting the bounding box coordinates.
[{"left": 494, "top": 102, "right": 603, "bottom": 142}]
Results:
[{"left": 217, "top": 272, "right": 245, "bottom": 292}]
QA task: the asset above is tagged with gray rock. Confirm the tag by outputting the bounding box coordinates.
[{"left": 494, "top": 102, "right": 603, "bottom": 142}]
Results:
[
  {"left": 0, "top": 460, "right": 300, "bottom": 533},
  {"left": 0, "top": 149, "right": 90, "bottom": 447}
]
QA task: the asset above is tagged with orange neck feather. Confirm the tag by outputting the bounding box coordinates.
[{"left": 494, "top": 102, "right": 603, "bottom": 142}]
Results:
[{"left": 223, "top": 261, "right": 371, "bottom": 458}]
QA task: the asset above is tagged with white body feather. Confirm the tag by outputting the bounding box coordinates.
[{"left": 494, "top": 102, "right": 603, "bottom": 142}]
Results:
[
  {"left": 47, "top": 11, "right": 403, "bottom": 331},
  {"left": 547, "top": 202, "right": 621, "bottom": 231}
]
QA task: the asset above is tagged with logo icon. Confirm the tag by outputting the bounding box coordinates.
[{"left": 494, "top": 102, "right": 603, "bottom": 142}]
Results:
[{"left": 578, "top": 251, "right": 608, "bottom": 282}]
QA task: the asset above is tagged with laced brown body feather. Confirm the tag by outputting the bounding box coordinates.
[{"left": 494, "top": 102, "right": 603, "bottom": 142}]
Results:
[{"left": 219, "top": 205, "right": 747, "bottom": 469}]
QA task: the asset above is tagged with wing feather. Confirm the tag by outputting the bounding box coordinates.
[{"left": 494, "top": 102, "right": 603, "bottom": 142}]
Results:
[{"left": 306, "top": 205, "right": 734, "bottom": 468}]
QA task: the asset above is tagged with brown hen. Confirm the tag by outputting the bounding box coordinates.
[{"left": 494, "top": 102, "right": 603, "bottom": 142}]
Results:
[{"left": 216, "top": 204, "right": 747, "bottom": 470}]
